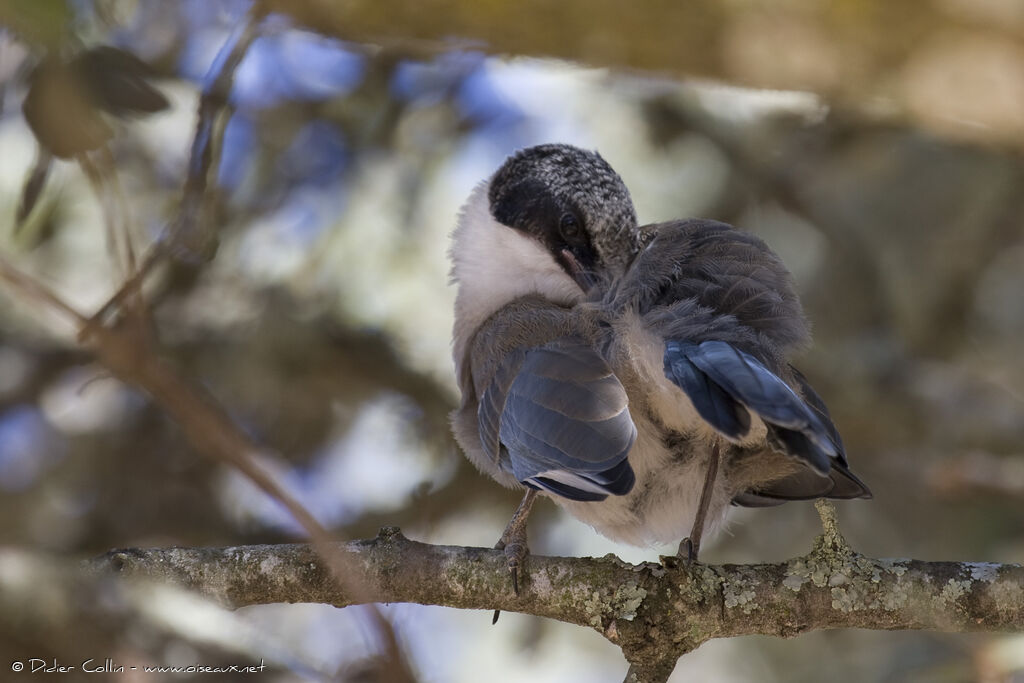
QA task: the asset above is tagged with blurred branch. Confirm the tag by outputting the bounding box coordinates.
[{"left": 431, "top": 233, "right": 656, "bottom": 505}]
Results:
[
  {"left": 79, "top": 290, "right": 415, "bottom": 683},
  {"left": 0, "top": 255, "right": 88, "bottom": 324},
  {"left": 84, "top": 8, "right": 263, "bottom": 332},
  {"left": 0, "top": 548, "right": 328, "bottom": 678},
  {"left": 255, "top": 0, "right": 921, "bottom": 86},
  {"left": 89, "top": 502, "right": 1024, "bottom": 683},
  {"left": 0, "top": 260, "right": 417, "bottom": 682},
  {"left": 1, "top": 11, "right": 417, "bottom": 679},
  {"left": 262, "top": 0, "right": 1024, "bottom": 148},
  {"left": 164, "top": 13, "right": 260, "bottom": 260},
  {"left": 929, "top": 451, "right": 1024, "bottom": 500},
  {"left": 79, "top": 148, "right": 137, "bottom": 280}
]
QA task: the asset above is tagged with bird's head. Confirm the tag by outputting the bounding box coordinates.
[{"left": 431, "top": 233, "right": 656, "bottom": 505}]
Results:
[{"left": 451, "top": 144, "right": 641, "bottom": 328}]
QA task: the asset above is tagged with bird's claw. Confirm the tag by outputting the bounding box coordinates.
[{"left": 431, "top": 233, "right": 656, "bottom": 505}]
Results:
[
  {"left": 491, "top": 490, "right": 538, "bottom": 625},
  {"left": 677, "top": 537, "right": 699, "bottom": 564},
  {"left": 494, "top": 538, "right": 528, "bottom": 594},
  {"left": 504, "top": 541, "right": 529, "bottom": 595},
  {"left": 492, "top": 539, "right": 529, "bottom": 624}
]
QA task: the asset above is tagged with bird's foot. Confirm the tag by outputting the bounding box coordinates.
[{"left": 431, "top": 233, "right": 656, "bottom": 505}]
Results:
[
  {"left": 491, "top": 526, "right": 531, "bottom": 625},
  {"left": 677, "top": 536, "right": 699, "bottom": 564},
  {"left": 493, "top": 536, "right": 530, "bottom": 595},
  {"left": 491, "top": 490, "right": 538, "bottom": 624}
]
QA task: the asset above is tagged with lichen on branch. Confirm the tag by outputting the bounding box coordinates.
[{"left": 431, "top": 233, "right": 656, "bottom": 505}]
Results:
[{"left": 79, "top": 516, "right": 1024, "bottom": 683}]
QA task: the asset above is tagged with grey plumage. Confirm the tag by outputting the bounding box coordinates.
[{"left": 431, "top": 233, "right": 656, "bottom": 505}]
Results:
[
  {"left": 450, "top": 144, "right": 869, "bottom": 551},
  {"left": 472, "top": 303, "right": 637, "bottom": 501},
  {"left": 612, "top": 219, "right": 867, "bottom": 507},
  {"left": 487, "top": 144, "right": 644, "bottom": 273}
]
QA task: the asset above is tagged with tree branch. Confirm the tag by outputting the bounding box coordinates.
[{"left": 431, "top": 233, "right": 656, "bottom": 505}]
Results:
[{"left": 85, "top": 503, "right": 1024, "bottom": 683}]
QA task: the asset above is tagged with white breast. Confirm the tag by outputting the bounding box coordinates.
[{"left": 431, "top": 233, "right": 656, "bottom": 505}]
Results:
[
  {"left": 449, "top": 182, "right": 583, "bottom": 365},
  {"left": 556, "top": 414, "right": 731, "bottom": 546}
]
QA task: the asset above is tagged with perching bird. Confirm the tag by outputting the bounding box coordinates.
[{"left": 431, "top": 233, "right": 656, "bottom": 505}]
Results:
[{"left": 449, "top": 144, "right": 870, "bottom": 587}]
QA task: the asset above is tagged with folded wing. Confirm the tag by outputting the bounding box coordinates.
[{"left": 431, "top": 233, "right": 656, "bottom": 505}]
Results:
[
  {"left": 663, "top": 339, "right": 870, "bottom": 503},
  {"left": 479, "top": 338, "right": 637, "bottom": 502}
]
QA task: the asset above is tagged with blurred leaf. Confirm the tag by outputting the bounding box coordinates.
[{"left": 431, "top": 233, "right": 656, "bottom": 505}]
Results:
[
  {"left": 77, "top": 45, "right": 170, "bottom": 115},
  {"left": 21, "top": 46, "right": 168, "bottom": 158},
  {"left": 22, "top": 55, "right": 112, "bottom": 158},
  {"left": 0, "top": 0, "right": 73, "bottom": 49}
]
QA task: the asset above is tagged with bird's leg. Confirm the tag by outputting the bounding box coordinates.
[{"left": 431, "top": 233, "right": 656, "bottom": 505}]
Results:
[
  {"left": 678, "top": 442, "right": 720, "bottom": 563},
  {"left": 491, "top": 489, "right": 538, "bottom": 624},
  {"left": 494, "top": 489, "right": 538, "bottom": 593}
]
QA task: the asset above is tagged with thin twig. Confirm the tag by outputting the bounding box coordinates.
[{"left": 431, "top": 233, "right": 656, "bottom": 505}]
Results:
[
  {"left": 82, "top": 10, "right": 263, "bottom": 333},
  {"left": 98, "top": 145, "right": 139, "bottom": 274},
  {"left": 168, "top": 15, "right": 259, "bottom": 260},
  {"left": 0, "top": 254, "right": 88, "bottom": 325},
  {"left": 78, "top": 153, "right": 129, "bottom": 278}
]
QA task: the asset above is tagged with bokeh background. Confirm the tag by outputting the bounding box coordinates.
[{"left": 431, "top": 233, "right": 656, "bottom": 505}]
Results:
[{"left": 1, "top": 0, "right": 1023, "bottom": 681}]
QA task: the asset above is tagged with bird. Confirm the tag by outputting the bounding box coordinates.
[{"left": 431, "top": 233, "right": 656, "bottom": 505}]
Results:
[{"left": 449, "top": 143, "right": 870, "bottom": 590}]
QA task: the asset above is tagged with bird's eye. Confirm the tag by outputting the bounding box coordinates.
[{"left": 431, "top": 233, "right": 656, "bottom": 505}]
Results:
[{"left": 559, "top": 213, "right": 581, "bottom": 239}]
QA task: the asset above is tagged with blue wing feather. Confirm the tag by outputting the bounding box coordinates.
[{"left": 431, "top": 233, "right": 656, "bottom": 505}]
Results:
[
  {"left": 479, "top": 337, "right": 637, "bottom": 502},
  {"left": 663, "top": 340, "right": 835, "bottom": 475},
  {"left": 664, "top": 348, "right": 751, "bottom": 438}
]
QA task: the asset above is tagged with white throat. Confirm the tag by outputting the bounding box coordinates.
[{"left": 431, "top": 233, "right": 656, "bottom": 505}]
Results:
[{"left": 449, "top": 182, "right": 582, "bottom": 361}]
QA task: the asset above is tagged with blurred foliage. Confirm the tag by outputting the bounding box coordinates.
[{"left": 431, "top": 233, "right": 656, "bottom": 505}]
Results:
[
  {"left": 0, "top": 0, "right": 71, "bottom": 49},
  {"left": 265, "top": 0, "right": 1024, "bottom": 148},
  {"left": 0, "top": 0, "right": 1022, "bottom": 681}
]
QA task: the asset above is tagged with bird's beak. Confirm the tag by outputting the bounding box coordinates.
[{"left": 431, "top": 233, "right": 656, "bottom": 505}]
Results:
[{"left": 559, "top": 248, "right": 599, "bottom": 292}]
